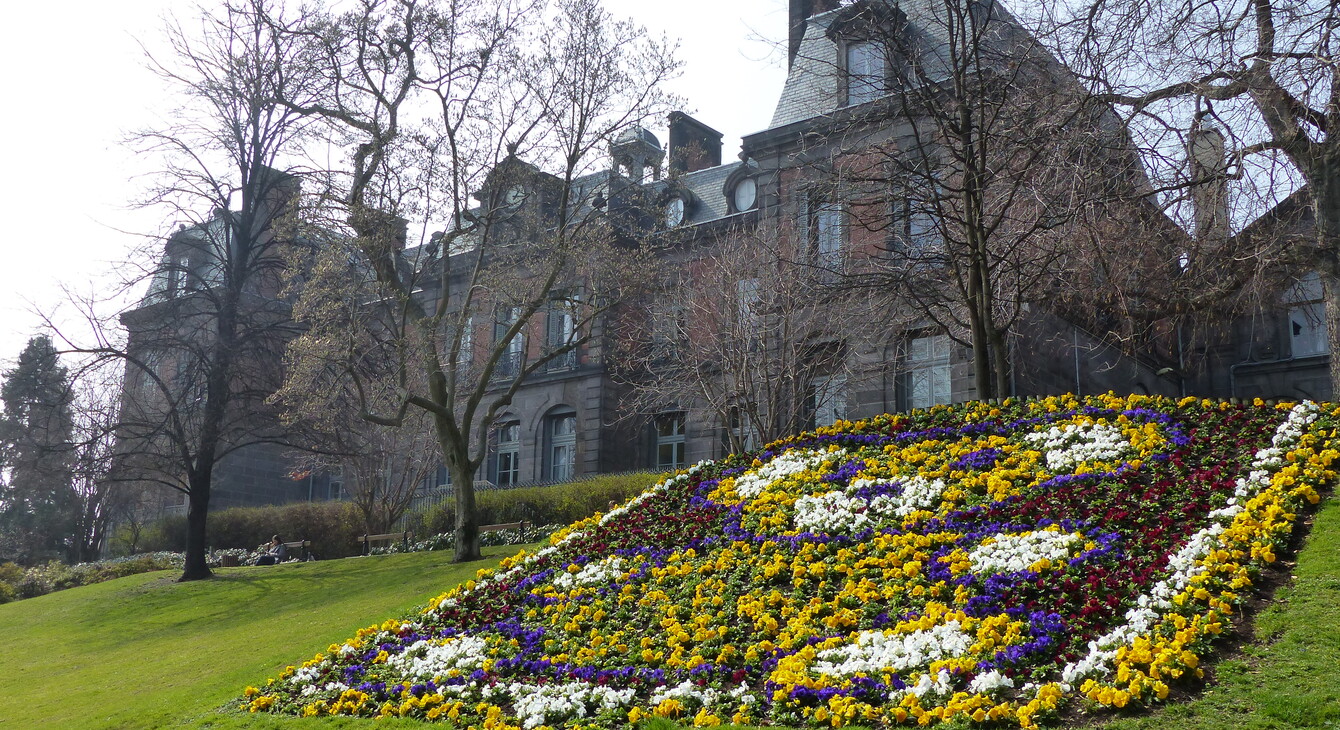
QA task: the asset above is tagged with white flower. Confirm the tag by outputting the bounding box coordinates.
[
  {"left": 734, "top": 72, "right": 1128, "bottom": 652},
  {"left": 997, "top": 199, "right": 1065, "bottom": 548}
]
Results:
[
  {"left": 968, "top": 670, "right": 1014, "bottom": 695},
  {"left": 389, "top": 636, "right": 490, "bottom": 680},
  {"left": 791, "top": 476, "right": 948, "bottom": 534},
  {"left": 505, "top": 681, "right": 635, "bottom": 729},
  {"left": 734, "top": 449, "right": 847, "bottom": 498},
  {"left": 810, "top": 623, "right": 974, "bottom": 677},
  {"left": 909, "top": 670, "right": 955, "bottom": 699},
  {"left": 968, "top": 530, "right": 1082, "bottom": 574},
  {"left": 649, "top": 679, "right": 722, "bottom": 708},
  {"left": 552, "top": 556, "right": 626, "bottom": 590},
  {"left": 1024, "top": 421, "right": 1130, "bottom": 471}
]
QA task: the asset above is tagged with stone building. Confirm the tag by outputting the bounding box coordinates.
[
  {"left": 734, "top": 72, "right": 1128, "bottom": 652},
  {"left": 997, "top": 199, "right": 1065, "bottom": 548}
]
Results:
[{"left": 123, "top": 0, "right": 1205, "bottom": 517}]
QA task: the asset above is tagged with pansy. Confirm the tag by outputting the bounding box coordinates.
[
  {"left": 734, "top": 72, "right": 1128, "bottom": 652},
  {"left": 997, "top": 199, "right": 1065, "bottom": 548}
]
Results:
[{"left": 242, "top": 395, "right": 1338, "bottom": 729}]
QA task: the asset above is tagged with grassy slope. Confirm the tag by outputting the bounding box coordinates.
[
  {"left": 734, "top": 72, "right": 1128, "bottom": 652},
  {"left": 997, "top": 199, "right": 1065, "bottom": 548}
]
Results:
[
  {"left": 6, "top": 499, "right": 1340, "bottom": 729},
  {"left": 0, "top": 547, "right": 527, "bottom": 730},
  {"left": 1090, "top": 495, "right": 1340, "bottom": 730}
]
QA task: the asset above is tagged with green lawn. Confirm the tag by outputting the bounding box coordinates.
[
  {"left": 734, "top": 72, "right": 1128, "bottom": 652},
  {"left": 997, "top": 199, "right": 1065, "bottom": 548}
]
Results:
[
  {"left": 6, "top": 499, "right": 1340, "bottom": 729},
  {"left": 0, "top": 547, "right": 528, "bottom": 730},
  {"left": 1089, "top": 494, "right": 1340, "bottom": 729}
]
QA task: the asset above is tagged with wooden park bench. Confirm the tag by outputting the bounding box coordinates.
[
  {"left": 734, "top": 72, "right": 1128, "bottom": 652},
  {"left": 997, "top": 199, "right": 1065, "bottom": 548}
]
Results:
[
  {"left": 479, "top": 521, "right": 530, "bottom": 542},
  {"left": 283, "top": 540, "right": 312, "bottom": 561},
  {"left": 359, "top": 531, "right": 414, "bottom": 555}
]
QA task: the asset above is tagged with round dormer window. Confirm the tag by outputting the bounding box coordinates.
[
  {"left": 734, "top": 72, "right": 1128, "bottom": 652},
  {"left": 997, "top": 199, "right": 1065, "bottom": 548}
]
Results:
[
  {"left": 733, "top": 177, "right": 757, "bottom": 212},
  {"left": 664, "top": 197, "right": 685, "bottom": 227}
]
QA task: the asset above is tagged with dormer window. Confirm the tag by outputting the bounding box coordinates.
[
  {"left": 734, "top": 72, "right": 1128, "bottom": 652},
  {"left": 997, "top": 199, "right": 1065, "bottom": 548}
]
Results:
[
  {"left": 827, "top": 3, "right": 906, "bottom": 108},
  {"left": 724, "top": 163, "right": 761, "bottom": 214},
  {"left": 732, "top": 178, "right": 757, "bottom": 212},
  {"left": 664, "top": 196, "right": 685, "bottom": 227},
  {"left": 845, "top": 40, "right": 888, "bottom": 106}
]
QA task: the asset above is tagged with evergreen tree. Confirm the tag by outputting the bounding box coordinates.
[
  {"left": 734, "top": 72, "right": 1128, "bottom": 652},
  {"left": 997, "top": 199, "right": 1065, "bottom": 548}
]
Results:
[{"left": 0, "top": 335, "right": 76, "bottom": 563}]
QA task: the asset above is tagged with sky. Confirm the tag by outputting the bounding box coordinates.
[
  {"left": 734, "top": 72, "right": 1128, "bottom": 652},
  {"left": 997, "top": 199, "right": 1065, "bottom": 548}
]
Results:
[{"left": 0, "top": 0, "right": 791, "bottom": 367}]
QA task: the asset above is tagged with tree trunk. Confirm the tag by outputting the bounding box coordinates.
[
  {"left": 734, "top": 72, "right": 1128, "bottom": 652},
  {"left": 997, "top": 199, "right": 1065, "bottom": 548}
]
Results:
[
  {"left": 179, "top": 472, "right": 213, "bottom": 581},
  {"left": 452, "top": 462, "right": 480, "bottom": 562},
  {"left": 967, "top": 264, "right": 993, "bottom": 400},
  {"left": 442, "top": 427, "right": 481, "bottom": 562},
  {"left": 1312, "top": 165, "right": 1340, "bottom": 399},
  {"left": 990, "top": 329, "right": 1010, "bottom": 400}
]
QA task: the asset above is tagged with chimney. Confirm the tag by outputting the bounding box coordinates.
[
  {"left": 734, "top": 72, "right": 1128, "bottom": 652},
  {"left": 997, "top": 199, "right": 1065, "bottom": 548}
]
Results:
[
  {"left": 789, "top": 0, "right": 841, "bottom": 70},
  {"left": 667, "top": 112, "right": 724, "bottom": 174},
  {"left": 1188, "top": 125, "right": 1228, "bottom": 244}
]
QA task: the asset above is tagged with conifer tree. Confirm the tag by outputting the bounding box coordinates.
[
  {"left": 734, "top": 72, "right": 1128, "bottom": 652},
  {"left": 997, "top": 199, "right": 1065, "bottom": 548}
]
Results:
[{"left": 0, "top": 335, "right": 76, "bottom": 563}]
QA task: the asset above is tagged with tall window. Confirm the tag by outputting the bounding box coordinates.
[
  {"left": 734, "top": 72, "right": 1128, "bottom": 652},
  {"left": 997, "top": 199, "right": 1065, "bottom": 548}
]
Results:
[
  {"left": 495, "top": 421, "right": 521, "bottom": 487},
  {"left": 327, "top": 466, "right": 344, "bottom": 500},
  {"left": 815, "top": 202, "right": 846, "bottom": 273},
  {"left": 455, "top": 315, "right": 474, "bottom": 370},
  {"left": 493, "top": 307, "right": 523, "bottom": 378},
  {"left": 423, "top": 464, "right": 451, "bottom": 491},
  {"left": 1285, "top": 273, "right": 1329, "bottom": 358},
  {"left": 845, "top": 40, "right": 888, "bottom": 105},
  {"left": 545, "top": 410, "right": 577, "bottom": 481},
  {"left": 1290, "top": 302, "right": 1328, "bottom": 357},
  {"left": 545, "top": 297, "right": 577, "bottom": 371},
  {"left": 812, "top": 374, "right": 848, "bottom": 428},
  {"left": 724, "top": 407, "right": 760, "bottom": 456},
  {"left": 655, "top": 412, "right": 686, "bottom": 470},
  {"left": 891, "top": 194, "right": 939, "bottom": 260},
  {"left": 905, "top": 335, "right": 952, "bottom": 409},
  {"left": 736, "top": 278, "right": 762, "bottom": 326},
  {"left": 651, "top": 302, "right": 688, "bottom": 358}
]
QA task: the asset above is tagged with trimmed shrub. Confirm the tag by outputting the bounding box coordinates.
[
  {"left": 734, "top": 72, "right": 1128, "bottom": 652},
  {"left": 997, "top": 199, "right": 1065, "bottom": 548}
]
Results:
[
  {"left": 405, "top": 471, "right": 666, "bottom": 538},
  {"left": 206, "top": 501, "right": 364, "bottom": 559},
  {"left": 131, "top": 501, "right": 365, "bottom": 559}
]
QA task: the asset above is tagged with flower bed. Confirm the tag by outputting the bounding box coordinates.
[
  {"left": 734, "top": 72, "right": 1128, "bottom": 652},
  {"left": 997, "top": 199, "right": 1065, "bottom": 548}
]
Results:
[{"left": 241, "top": 394, "right": 1340, "bottom": 728}]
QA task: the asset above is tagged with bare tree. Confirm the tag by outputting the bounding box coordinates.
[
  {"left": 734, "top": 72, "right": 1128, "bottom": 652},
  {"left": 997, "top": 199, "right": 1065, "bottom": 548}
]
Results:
[
  {"left": 615, "top": 225, "right": 879, "bottom": 454},
  {"left": 273, "top": 0, "right": 678, "bottom": 561},
  {"left": 785, "top": 0, "right": 1166, "bottom": 398},
  {"left": 65, "top": 363, "right": 124, "bottom": 564},
  {"left": 1035, "top": 0, "right": 1340, "bottom": 388},
  {"left": 63, "top": 0, "right": 327, "bottom": 580}
]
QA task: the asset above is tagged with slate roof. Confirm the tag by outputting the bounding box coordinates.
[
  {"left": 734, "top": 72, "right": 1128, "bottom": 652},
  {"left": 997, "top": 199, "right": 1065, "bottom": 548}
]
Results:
[
  {"left": 681, "top": 162, "right": 742, "bottom": 225},
  {"left": 769, "top": 0, "right": 969, "bottom": 129},
  {"left": 770, "top": 10, "right": 842, "bottom": 128}
]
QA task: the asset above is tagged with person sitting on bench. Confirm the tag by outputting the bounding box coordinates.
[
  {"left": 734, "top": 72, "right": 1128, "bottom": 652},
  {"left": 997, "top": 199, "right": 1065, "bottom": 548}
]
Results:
[{"left": 255, "top": 535, "right": 289, "bottom": 565}]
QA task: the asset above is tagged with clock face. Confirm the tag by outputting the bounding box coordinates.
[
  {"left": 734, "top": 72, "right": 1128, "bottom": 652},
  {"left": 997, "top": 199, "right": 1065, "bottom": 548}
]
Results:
[
  {"left": 504, "top": 185, "right": 526, "bottom": 208},
  {"left": 733, "top": 177, "right": 757, "bottom": 212},
  {"left": 664, "top": 197, "right": 685, "bottom": 227}
]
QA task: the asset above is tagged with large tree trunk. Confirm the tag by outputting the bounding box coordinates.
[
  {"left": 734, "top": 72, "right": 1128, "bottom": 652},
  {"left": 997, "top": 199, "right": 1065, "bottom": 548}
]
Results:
[
  {"left": 1313, "top": 163, "right": 1340, "bottom": 399},
  {"left": 180, "top": 471, "right": 213, "bottom": 581},
  {"left": 968, "top": 265, "right": 993, "bottom": 400},
  {"left": 442, "top": 426, "right": 481, "bottom": 562}
]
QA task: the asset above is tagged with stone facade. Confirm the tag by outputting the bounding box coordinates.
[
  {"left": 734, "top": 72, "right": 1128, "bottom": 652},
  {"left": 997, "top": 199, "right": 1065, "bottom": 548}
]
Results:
[{"left": 122, "top": 0, "right": 1221, "bottom": 516}]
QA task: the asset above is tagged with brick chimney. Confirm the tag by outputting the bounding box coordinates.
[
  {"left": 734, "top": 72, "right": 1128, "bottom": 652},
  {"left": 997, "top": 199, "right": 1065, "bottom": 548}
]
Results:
[
  {"left": 667, "top": 112, "right": 724, "bottom": 174},
  {"left": 789, "top": 0, "right": 841, "bottom": 70}
]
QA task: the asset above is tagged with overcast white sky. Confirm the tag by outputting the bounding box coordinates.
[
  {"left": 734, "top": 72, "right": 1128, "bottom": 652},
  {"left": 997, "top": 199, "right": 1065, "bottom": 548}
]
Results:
[{"left": 0, "top": 0, "right": 790, "bottom": 366}]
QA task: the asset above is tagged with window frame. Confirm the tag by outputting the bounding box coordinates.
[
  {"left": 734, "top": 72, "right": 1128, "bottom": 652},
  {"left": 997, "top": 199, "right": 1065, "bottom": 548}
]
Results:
[
  {"left": 843, "top": 38, "right": 889, "bottom": 107},
  {"left": 654, "top": 412, "right": 687, "bottom": 471},
  {"left": 494, "top": 420, "right": 521, "bottom": 487},
  {"left": 902, "top": 334, "right": 952, "bottom": 410},
  {"left": 544, "top": 409, "right": 578, "bottom": 482},
  {"left": 493, "top": 306, "right": 524, "bottom": 378}
]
